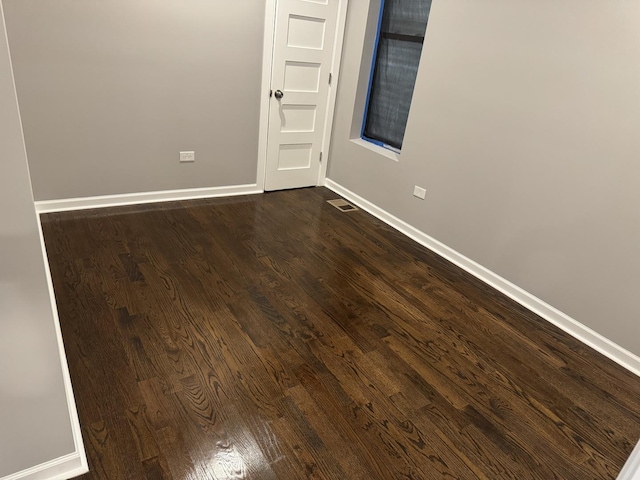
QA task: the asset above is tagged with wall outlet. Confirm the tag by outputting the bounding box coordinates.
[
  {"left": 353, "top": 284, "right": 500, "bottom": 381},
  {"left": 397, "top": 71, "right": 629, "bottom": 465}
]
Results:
[
  {"left": 179, "top": 151, "right": 195, "bottom": 163},
  {"left": 413, "top": 185, "right": 426, "bottom": 200}
]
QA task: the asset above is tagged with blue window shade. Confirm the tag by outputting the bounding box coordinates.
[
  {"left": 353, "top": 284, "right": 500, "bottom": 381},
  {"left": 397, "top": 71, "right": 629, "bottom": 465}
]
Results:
[{"left": 363, "top": 0, "right": 432, "bottom": 150}]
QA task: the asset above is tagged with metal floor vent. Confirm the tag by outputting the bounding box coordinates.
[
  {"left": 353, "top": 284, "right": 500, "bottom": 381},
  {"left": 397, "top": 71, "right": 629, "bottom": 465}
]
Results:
[{"left": 327, "top": 199, "right": 359, "bottom": 212}]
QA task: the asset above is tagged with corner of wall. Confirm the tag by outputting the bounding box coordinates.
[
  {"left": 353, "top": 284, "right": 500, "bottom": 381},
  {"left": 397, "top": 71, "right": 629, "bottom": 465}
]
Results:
[{"left": 0, "top": 217, "right": 93, "bottom": 480}]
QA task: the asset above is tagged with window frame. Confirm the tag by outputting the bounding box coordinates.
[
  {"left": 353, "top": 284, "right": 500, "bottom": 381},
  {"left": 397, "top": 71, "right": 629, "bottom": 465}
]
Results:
[{"left": 360, "top": 0, "right": 427, "bottom": 153}]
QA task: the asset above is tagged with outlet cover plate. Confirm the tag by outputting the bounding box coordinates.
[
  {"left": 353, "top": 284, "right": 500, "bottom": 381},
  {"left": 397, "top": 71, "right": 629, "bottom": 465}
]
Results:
[
  {"left": 180, "top": 151, "right": 195, "bottom": 163},
  {"left": 413, "top": 186, "right": 426, "bottom": 199}
]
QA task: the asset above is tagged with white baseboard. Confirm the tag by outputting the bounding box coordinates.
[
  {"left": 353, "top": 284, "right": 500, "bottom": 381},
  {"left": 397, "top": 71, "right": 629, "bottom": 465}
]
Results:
[
  {"left": 35, "top": 183, "right": 262, "bottom": 214},
  {"left": 324, "top": 178, "right": 640, "bottom": 378},
  {"left": 1, "top": 453, "right": 86, "bottom": 480},
  {"left": 619, "top": 439, "right": 640, "bottom": 480}
]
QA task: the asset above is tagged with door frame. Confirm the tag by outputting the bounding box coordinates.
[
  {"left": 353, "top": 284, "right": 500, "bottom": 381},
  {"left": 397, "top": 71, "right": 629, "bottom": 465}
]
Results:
[{"left": 256, "top": 0, "right": 349, "bottom": 191}]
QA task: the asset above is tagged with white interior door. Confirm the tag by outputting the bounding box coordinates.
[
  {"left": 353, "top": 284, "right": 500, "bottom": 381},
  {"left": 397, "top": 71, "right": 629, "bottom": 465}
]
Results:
[{"left": 264, "top": 0, "right": 340, "bottom": 191}]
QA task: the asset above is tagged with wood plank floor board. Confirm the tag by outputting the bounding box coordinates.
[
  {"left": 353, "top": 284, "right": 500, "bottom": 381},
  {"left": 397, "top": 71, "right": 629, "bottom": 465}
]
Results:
[{"left": 41, "top": 187, "right": 640, "bottom": 479}]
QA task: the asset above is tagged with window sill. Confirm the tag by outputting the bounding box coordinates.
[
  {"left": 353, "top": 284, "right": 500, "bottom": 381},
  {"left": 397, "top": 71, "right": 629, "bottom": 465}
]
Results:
[{"left": 350, "top": 138, "right": 400, "bottom": 162}]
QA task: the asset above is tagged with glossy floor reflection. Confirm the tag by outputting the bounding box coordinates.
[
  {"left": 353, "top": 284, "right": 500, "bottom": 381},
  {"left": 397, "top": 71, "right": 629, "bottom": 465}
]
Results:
[{"left": 42, "top": 187, "right": 640, "bottom": 479}]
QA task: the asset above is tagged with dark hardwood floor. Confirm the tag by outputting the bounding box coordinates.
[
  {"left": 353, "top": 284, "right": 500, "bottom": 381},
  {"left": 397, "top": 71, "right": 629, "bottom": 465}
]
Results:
[{"left": 42, "top": 187, "right": 640, "bottom": 479}]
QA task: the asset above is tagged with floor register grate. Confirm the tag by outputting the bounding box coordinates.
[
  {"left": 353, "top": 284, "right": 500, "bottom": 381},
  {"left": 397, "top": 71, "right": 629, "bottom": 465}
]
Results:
[{"left": 327, "top": 198, "right": 359, "bottom": 212}]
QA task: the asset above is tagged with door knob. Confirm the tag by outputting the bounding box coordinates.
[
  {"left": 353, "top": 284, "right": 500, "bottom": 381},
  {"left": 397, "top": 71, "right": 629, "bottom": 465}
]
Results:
[{"left": 274, "top": 89, "right": 284, "bottom": 99}]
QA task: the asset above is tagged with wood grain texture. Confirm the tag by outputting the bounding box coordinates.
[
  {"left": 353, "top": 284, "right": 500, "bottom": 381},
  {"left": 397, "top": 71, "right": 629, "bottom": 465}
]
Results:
[{"left": 41, "top": 187, "right": 640, "bottom": 480}]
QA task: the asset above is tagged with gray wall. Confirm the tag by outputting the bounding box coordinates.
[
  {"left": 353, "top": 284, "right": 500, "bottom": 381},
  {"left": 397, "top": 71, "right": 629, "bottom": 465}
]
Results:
[
  {"left": 0, "top": 2, "right": 76, "bottom": 476},
  {"left": 3, "top": 0, "right": 265, "bottom": 201},
  {"left": 328, "top": 0, "right": 640, "bottom": 355}
]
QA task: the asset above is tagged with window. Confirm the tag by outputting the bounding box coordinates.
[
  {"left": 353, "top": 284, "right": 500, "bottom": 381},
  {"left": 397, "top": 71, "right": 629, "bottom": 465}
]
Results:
[{"left": 362, "top": 0, "right": 432, "bottom": 151}]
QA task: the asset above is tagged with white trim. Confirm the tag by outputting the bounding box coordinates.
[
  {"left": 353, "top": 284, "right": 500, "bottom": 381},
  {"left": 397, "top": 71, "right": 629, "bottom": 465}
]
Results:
[
  {"left": 619, "top": 439, "right": 640, "bottom": 480},
  {"left": 324, "top": 178, "right": 640, "bottom": 378},
  {"left": 256, "top": 0, "right": 277, "bottom": 191},
  {"left": 0, "top": 453, "right": 86, "bottom": 480},
  {"left": 35, "top": 184, "right": 262, "bottom": 214},
  {"left": 318, "top": 0, "right": 349, "bottom": 186}
]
